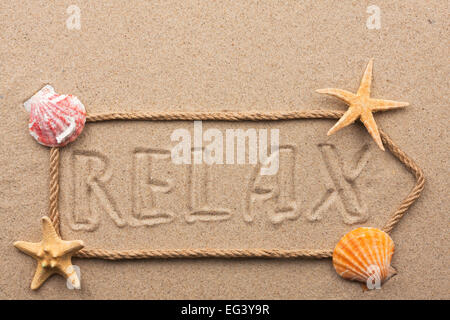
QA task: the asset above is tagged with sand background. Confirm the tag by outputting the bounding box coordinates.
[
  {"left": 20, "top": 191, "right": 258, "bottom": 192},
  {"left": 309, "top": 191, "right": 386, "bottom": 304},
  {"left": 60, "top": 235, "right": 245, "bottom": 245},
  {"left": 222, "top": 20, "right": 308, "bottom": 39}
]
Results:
[{"left": 0, "top": 1, "right": 448, "bottom": 299}]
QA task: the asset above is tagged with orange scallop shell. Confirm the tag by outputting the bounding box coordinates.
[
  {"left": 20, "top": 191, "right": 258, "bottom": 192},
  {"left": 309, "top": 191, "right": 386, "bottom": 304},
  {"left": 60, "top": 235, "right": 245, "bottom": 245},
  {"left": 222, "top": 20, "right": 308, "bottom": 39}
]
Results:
[{"left": 333, "top": 227, "right": 396, "bottom": 288}]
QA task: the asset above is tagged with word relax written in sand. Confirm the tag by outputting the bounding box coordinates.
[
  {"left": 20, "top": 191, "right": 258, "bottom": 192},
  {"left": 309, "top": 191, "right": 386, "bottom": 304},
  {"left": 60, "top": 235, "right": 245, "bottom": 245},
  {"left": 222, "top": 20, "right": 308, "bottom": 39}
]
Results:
[{"left": 67, "top": 141, "right": 372, "bottom": 231}]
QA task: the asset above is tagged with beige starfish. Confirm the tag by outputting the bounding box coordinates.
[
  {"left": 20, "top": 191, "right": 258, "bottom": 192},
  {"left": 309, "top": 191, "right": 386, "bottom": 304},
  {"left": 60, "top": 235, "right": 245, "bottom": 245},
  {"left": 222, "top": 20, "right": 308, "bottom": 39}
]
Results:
[
  {"left": 317, "top": 59, "right": 409, "bottom": 150},
  {"left": 14, "top": 216, "right": 84, "bottom": 290}
]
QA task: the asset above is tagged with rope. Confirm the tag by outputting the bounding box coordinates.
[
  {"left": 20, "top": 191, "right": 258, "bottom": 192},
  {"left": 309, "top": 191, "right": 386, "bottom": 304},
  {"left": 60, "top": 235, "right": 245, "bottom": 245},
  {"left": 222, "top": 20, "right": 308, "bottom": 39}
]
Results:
[
  {"left": 46, "top": 109, "right": 424, "bottom": 260},
  {"left": 380, "top": 130, "right": 425, "bottom": 234},
  {"left": 75, "top": 248, "right": 333, "bottom": 260},
  {"left": 86, "top": 110, "right": 344, "bottom": 122},
  {"left": 49, "top": 147, "right": 60, "bottom": 235}
]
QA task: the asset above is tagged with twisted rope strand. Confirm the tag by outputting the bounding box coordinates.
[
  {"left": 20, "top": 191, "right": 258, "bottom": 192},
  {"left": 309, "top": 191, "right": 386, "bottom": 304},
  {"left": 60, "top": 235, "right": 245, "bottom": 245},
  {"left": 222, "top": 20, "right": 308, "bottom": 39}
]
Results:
[
  {"left": 380, "top": 130, "right": 425, "bottom": 234},
  {"left": 49, "top": 147, "right": 60, "bottom": 235},
  {"left": 86, "top": 110, "right": 344, "bottom": 122},
  {"left": 47, "top": 110, "right": 424, "bottom": 260},
  {"left": 75, "top": 248, "right": 333, "bottom": 260}
]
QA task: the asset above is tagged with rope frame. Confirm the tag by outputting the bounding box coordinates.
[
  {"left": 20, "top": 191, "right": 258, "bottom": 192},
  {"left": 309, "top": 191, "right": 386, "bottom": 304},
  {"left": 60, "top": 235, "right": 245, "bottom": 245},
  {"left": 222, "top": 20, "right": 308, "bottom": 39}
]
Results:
[{"left": 47, "top": 110, "right": 425, "bottom": 260}]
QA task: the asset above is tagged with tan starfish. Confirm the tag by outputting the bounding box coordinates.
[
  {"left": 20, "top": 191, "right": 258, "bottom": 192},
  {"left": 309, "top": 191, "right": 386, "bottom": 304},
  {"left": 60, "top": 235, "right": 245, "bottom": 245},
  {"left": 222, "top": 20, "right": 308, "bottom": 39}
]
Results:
[
  {"left": 14, "top": 216, "right": 84, "bottom": 290},
  {"left": 316, "top": 59, "right": 409, "bottom": 150}
]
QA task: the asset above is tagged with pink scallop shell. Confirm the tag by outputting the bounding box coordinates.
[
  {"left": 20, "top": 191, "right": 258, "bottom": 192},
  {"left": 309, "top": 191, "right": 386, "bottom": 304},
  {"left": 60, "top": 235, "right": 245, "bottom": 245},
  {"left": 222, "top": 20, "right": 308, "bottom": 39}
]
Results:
[{"left": 24, "top": 85, "right": 86, "bottom": 147}]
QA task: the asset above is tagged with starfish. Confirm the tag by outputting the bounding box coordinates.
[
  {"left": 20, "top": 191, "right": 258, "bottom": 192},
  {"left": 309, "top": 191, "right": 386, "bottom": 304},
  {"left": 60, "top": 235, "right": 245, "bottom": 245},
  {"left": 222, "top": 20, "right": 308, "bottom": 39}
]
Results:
[
  {"left": 316, "top": 59, "right": 409, "bottom": 150},
  {"left": 14, "top": 216, "right": 84, "bottom": 290}
]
